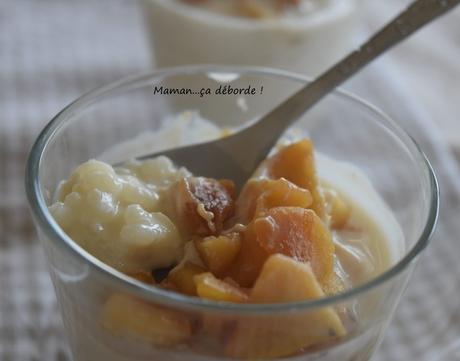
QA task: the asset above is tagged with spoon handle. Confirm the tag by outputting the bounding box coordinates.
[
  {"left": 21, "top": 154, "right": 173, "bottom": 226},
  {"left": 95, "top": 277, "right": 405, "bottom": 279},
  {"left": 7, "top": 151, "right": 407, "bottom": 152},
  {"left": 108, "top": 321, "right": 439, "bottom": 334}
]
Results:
[{"left": 247, "top": 0, "right": 459, "bottom": 152}]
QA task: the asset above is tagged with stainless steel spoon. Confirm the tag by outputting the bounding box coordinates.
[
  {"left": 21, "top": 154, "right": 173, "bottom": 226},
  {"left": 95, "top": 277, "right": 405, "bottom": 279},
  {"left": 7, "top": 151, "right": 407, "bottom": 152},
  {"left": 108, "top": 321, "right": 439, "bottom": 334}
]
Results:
[{"left": 139, "top": 0, "right": 459, "bottom": 188}]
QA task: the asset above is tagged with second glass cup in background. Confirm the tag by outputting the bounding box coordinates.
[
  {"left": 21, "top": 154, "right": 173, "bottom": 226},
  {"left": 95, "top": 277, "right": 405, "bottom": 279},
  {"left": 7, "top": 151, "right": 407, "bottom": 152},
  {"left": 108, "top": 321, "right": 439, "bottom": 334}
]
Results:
[{"left": 142, "top": 0, "right": 359, "bottom": 76}]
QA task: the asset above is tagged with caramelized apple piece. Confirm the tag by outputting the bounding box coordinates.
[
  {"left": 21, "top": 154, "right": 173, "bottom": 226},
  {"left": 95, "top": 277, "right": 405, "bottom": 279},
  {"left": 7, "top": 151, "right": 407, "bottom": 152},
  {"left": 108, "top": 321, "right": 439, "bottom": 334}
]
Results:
[
  {"left": 172, "top": 177, "right": 235, "bottom": 237},
  {"left": 194, "top": 273, "right": 249, "bottom": 303},
  {"left": 101, "top": 293, "right": 192, "bottom": 346},
  {"left": 226, "top": 254, "right": 345, "bottom": 359},
  {"left": 236, "top": 178, "right": 312, "bottom": 224},
  {"left": 225, "top": 224, "right": 269, "bottom": 287},
  {"left": 324, "top": 187, "right": 351, "bottom": 229},
  {"left": 266, "top": 139, "right": 326, "bottom": 219},
  {"left": 252, "top": 207, "right": 334, "bottom": 283},
  {"left": 218, "top": 179, "right": 237, "bottom": 199},
  {"left": 194, "top": 233, "right": 242, "bottom": 276},
  {"left": 167, "top": 262, "right": 206, "bottom": 296},
  {"left": 227, "top": 207, "right": 334, "bottom": 286}
]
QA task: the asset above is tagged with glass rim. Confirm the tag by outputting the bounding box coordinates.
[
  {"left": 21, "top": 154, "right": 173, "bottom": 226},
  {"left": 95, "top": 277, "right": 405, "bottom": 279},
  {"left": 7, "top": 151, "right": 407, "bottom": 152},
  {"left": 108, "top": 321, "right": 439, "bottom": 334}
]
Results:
[{"left": 25, "top": 65, "right": 439, "bottom": 314}]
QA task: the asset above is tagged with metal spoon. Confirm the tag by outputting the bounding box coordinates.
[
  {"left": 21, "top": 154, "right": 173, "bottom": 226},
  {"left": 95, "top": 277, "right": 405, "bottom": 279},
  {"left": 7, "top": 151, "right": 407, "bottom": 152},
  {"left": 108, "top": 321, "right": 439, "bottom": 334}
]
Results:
[{"left": 139, "top": 0, "right": 459, "bottom": 188}]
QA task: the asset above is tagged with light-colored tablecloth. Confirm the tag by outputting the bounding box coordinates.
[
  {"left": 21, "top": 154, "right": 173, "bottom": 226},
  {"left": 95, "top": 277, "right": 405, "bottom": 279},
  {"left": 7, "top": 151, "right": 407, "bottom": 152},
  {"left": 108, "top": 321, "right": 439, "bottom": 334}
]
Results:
[{"left": 1, "top": 1, "right": 459, "bottom": 360}]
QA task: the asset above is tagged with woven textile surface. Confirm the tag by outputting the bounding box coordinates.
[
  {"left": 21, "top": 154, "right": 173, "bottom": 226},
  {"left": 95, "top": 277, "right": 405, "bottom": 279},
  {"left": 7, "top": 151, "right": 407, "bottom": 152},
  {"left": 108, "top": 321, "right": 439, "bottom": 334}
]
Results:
[{"left": 1, "top": 1, "right": 459, "bottom": 360}]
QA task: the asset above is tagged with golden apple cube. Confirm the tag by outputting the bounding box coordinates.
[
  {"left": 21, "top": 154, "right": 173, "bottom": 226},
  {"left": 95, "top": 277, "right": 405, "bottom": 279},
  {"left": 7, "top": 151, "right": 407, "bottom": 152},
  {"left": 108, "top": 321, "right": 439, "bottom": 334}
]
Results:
[
  {"left": 226, "top": 254, "right": 346, "bottom": 359},
  {"left": 167, "top": 262, "right": 206, "bottom": 296},
  {"left": 266, "top": 139, "right": 326, "bottom": 220},
  {"left": 101, "top": 293, "right": 191, "bottom": 346},
  {"left": 194, "top": 234, "right": 241, "bottom": 276},
  {"left": 194, "top": 272, "right": 248, "bottom": 303},
  {"left": 324, "top": 187, "right": 351, "bottom": 229}
]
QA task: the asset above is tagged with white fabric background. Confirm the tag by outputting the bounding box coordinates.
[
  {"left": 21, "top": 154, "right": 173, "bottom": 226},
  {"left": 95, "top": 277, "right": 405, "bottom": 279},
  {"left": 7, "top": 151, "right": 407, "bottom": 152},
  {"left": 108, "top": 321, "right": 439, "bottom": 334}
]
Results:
[{"left": 0, "top": 1, "right": 459, "bottom": 360}]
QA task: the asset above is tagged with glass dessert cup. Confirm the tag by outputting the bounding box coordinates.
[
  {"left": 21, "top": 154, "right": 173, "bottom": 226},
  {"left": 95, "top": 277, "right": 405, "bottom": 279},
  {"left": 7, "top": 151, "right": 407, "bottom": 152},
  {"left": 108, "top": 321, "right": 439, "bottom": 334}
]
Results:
[
  {"left": 142, "top": 0, "right": 358, "bottom": 76},
  {"left": 25, "top": 66, "right": 438, "bottom": 361}
]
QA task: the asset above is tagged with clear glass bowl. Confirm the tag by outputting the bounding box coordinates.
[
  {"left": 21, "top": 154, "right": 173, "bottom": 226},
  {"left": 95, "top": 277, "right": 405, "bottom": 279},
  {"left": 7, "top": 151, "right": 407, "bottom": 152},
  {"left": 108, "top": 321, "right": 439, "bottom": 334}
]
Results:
[{"left": 25, "top": 66, "right": 438, "bottom": 361}]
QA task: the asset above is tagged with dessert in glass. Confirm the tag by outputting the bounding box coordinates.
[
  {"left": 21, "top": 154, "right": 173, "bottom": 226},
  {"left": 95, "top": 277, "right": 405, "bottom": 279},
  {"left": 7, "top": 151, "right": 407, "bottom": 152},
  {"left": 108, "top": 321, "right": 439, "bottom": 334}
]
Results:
[
  {"left": 143, "top": 0, "right": 358, "bottom": 76},
  {"left": 26, "top": 66, "right": 438, "bottom": 361}
]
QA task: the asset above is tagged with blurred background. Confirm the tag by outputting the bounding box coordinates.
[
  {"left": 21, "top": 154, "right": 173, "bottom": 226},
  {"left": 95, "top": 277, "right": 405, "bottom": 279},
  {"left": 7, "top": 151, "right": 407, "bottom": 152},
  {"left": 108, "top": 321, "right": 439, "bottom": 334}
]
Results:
[{"left": 1, "top": 0, "right": 459, "bottom": 360}]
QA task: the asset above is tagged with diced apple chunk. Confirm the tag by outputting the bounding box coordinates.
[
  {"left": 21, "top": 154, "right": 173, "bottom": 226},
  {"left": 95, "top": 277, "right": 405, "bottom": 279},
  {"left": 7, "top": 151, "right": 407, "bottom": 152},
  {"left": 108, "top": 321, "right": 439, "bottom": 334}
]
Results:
[
  {"left": 266, "top": 139, "right": 326, "bottom": 220},
  {"left": 101, "top": 293, "right": 191, "bottom": 346},
  {"left": 171, "top": 177, "right": 235, "bottom": 237},
  {"left": 225, "top": 225, "right": 269, "bottom": 287},
  {"left": 252, "top": 207, "right": 335, "bottom": 283},
  {"left": 194, "top": 233, "right": 241, "bottom": 276},
  {"left": 167, "top": 262, "right": 206, "bottom": 296},
  {"left": 226, "top": 254, "right": 345, "bottom": 359},
  {"left": 250, "top": 254, "right": 327, "bottom": 302},
  {"left": 236, "top": 178, "right": 312, "bottom": 224},
  {"left": 324, "top": 187, "right": 351, "bottom": 229},
  {"left": 227, "top": 207, "right": 335, "bottom": 286},
  {"left": 194, "top": 273, "right": 249, "bottom": 303}
]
